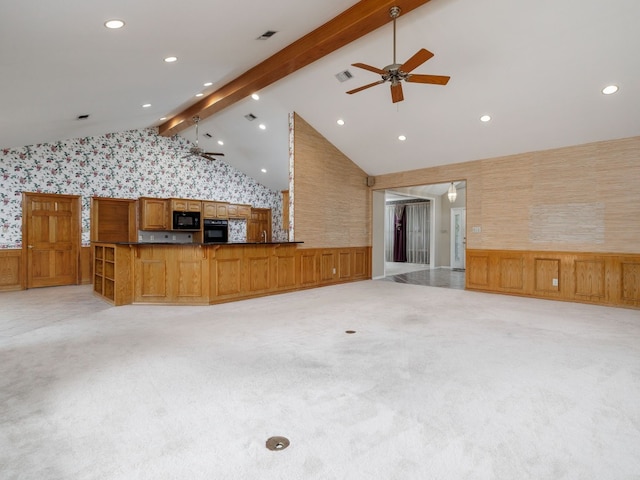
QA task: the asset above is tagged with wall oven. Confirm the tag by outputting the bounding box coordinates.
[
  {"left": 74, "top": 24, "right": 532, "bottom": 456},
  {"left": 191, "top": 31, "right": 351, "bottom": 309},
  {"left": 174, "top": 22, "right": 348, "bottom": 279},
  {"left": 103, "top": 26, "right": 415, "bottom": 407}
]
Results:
[
  {"left": 203, "top": 219, "right": 229, "bottom": 243},
  {"left": 172, "top": 211, "right": 200, "bottom": 230}
]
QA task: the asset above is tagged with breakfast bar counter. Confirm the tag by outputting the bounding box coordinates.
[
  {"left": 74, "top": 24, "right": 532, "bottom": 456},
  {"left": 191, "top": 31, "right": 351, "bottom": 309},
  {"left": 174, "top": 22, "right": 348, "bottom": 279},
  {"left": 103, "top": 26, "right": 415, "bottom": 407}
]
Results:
[{"left": 92, "top": 242, "right": 370, "bottom": 306}]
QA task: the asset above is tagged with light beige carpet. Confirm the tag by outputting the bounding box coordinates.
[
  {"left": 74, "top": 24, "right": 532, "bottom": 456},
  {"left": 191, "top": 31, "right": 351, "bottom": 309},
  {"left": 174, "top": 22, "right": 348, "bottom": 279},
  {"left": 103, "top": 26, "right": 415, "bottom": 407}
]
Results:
[{"left": 1, "top": 282, "right": 639, "bottom": 479}]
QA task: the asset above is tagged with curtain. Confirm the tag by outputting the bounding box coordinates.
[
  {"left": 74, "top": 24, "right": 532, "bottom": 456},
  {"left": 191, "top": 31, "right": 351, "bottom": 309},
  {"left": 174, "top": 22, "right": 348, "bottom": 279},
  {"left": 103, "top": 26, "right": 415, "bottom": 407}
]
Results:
[
  {"left": 405, "top": 202, "right": 430, "bottom": 264},
  {"left": 393, "top": 205, "right": 406, "bottom": 262},
  {"left": 385, "top": 205, "right": 395, "bottom": 262}
]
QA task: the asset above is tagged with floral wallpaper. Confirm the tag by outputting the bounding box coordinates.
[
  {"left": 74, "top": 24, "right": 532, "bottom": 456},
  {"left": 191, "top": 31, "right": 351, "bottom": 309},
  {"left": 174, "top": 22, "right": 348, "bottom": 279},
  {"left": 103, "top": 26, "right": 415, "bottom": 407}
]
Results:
[{"left": 0, "top": 128, "right": 284, "bottom": 248}]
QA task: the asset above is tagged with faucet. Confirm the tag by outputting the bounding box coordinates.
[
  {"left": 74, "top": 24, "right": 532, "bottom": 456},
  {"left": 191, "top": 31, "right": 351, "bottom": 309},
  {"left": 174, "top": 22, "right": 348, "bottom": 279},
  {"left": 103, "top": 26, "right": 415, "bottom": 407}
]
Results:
[{"left": 262, "top": 230, "right": 267, "bottom": 243}]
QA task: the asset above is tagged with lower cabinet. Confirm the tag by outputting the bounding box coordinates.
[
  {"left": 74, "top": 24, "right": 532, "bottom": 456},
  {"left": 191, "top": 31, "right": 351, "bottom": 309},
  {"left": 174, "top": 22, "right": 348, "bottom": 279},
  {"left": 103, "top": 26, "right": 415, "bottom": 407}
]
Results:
[
  {"left": 93, "top": 244, "right": 371, "bottom": 306},
  {"left": 134, "top": 244, "right": 210, "bottom": 304}
]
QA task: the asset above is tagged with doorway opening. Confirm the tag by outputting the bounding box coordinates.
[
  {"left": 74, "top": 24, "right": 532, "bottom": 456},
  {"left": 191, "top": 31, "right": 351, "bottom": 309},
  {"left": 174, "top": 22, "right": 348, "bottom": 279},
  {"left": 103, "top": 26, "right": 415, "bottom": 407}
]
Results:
[{"left": 374, "top": 181, "right": 466, "bottom": 289}]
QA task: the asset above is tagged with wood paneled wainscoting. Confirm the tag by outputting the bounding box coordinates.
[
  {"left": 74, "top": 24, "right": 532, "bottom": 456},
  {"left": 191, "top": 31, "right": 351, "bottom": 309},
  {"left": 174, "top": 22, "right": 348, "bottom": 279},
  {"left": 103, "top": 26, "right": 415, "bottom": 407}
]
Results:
[
  {"left": 0, "top": 250, "right": 22, "bottom": 291},
  {"left": 0, "top": 247, "right": 92, "bottom": 292},
  {"left": 467, "top": 249, "right": 640, "bottom": 309}
]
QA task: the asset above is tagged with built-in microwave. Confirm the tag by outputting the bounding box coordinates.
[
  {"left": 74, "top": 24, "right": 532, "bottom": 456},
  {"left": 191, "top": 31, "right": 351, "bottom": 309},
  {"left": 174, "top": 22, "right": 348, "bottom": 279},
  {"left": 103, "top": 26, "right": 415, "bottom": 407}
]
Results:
[
  {"left": 203, "top": 219, "right": 229, "bottom": 243},
  {"left": 172, "top": 211, "right": 201, "bottom": 230}
]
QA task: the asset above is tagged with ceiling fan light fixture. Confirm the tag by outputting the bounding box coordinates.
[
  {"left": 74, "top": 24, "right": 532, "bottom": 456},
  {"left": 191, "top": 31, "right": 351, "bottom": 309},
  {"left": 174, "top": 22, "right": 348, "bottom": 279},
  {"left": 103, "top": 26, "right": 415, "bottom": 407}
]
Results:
[
  {"left": 480, "top": 114, "right": 491, "bottom": 122},
  {"left": 337, "top": 119, "right": 345, "bottom": 126},
  {"left": 217, "top": 140, "right": 224, "bottom": 146},
  {"left": 259, "top": 124, "right": 266, "bottom": 130},
  {"left": 163, "top": 56, "right": 178, "bottom": 63},
  {"left": 448, "top": 182, "right": 457, "bottom": 203},
  {"left": 398, "top": 135, "right": 406, "bottom": 141},
  {"left": 345, "top": 5, "right": 450, "bottom": 104},
  {"left": 602, "top": 85, "right": 619, "bottom": 95}
]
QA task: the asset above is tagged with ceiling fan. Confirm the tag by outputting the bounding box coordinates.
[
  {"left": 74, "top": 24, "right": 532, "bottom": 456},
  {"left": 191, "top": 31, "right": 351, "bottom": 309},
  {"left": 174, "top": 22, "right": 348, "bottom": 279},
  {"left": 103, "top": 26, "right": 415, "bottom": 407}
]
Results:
[
  {"left": 183, "top": 116, "right": 225, "bottom": 161},
  {"left": 346, "top": 6, "right": 450, "bottom": 103}
]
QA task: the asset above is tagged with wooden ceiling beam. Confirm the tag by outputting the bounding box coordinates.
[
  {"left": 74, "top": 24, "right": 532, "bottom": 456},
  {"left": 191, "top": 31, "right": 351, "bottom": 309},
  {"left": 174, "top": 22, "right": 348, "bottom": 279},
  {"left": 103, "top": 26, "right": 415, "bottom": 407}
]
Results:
[{"left": 158, "top": 0, "right": 432, "bottom": 137}]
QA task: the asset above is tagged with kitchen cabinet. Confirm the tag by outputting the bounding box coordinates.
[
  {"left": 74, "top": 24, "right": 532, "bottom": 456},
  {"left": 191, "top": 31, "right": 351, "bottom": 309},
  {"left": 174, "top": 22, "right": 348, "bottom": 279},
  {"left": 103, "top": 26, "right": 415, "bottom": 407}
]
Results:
[
  {"left": 228, "top": 203, "right": 251, "bottom": 219},
  {"left": 90, "top": 197, "right": 137, "bottom": 242},
  {"left": 133, "top": 244, "right": 209, "bottom": 305},
  {"left": 139, "top": 197, "right": 169, "bottom": 230},
  {"left": 170, "top": 198, "right": 202, "bottom": 212},
  {"left": 203, "top": 201, "right": 229, "bottom": 219}
]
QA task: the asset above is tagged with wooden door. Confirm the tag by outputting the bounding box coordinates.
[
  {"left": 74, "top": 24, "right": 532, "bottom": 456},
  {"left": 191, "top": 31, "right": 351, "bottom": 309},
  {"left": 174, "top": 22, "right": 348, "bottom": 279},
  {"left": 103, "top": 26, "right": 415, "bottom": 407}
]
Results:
[
  {"left": 247, "top": 208, "right": 272, "bottom": 242},
  {"left": 23, "top": 193, "right": 81, "bottom": 288}
]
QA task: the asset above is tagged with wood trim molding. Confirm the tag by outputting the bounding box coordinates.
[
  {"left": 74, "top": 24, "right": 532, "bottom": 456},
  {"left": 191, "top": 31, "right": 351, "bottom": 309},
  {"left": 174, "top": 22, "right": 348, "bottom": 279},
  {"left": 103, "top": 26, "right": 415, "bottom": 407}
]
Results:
[{"left": 158, "top": 0, "right": 432, "bottom": 136}]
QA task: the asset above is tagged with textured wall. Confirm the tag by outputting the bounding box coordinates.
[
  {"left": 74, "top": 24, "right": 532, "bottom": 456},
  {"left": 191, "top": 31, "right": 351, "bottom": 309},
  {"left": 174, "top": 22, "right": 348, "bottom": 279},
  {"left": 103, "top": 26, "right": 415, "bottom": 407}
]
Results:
[
  {"left": 374, "top": 136, "right": 640, "bottom": 254},
  {"left": 0, "top": 128, "right": 284, "bottom": 248},
  {"left": 292, "top": 114, "right": 371, "bottom": 248}
]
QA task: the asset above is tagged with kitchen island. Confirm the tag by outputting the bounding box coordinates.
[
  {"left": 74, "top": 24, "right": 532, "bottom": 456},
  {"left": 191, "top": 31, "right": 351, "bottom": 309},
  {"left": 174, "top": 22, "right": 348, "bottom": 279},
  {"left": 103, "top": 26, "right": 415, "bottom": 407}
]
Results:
[{"left": 92, "top": 242, "right": 370, "bottom": 306}]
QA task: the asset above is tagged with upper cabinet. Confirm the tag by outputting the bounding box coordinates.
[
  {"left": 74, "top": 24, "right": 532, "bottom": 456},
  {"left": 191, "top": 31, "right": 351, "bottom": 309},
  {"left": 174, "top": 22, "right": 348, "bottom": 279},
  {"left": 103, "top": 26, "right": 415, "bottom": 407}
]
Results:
[
  {"left": 90, "top": 197, "right": 137, "bottom": 242},
  {"left": 202, "top": 201, "right": 229, "bottom": 219},
  {"left": 170, "top": 198, "right": 202, "bottom": 212},
  {"left": 227, "top": 204, "right": 251, "bottom": 219},
  {"left": 139, "top": 197, "right": 169, "bottom": 230}
]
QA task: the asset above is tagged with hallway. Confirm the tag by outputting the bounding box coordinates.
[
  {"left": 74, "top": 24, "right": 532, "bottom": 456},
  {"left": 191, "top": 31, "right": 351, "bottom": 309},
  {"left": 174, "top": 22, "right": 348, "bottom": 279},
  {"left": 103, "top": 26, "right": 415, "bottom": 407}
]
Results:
[{"left": 381, "top": 262, "right": 465, "bottom": 290}]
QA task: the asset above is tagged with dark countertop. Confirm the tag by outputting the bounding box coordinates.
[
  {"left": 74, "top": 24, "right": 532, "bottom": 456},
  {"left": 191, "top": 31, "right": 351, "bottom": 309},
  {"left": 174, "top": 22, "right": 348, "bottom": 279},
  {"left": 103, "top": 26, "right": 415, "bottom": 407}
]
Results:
[{"left": 93, "top": 241, "right": 303, "bottom": 246}]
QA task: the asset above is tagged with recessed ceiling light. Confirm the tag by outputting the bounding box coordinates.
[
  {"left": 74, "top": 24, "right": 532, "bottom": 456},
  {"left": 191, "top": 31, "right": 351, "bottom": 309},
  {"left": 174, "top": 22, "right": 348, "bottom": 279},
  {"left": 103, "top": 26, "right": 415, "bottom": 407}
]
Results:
[
  {"left": 480, "top": 115, "right": 491, "bottom": 122},
  {"left": 602, "top": 85, "right": 619, "bottom": 95},
  {"left": 104, "top": 19, "right": 125, "bottom": 29},
  {"left": 195, "top": 93, "right": 204, "bottom": 97},
  {"left": 251, "top": 93, "right": 260, "bottom": 100},
  {"left": 398, "top": 135, "right": 406, "bottom": 141},
  {"left": 160, "top": 117, "right": 167, "bottom": 121},
  {"left": 261, "top": 168, "right": 267, "bottom": 173},
  {"left": 142, "top": 104, "right": 151, "bottom": 108},
  {"left": 163, "top": 56, "right": 178, "bottom": 63},
  {"left": 259, "top": 124, "right": 266, "bottom": 130},
  {"left": 217, "top": 140, "right": 224, "bottom": 146},
  {"left": 204, "top": 82, "right": 213, "bottom": 87},
  {"left": 337, "top": 119, "right": 345, "bottom": 126}
]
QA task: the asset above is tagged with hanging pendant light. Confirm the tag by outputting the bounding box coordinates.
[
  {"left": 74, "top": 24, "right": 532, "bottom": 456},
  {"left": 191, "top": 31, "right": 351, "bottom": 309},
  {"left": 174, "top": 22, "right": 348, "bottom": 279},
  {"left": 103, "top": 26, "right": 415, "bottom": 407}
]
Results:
[{"left": 447, "top": 182, "right": 457, "bottom": 203}]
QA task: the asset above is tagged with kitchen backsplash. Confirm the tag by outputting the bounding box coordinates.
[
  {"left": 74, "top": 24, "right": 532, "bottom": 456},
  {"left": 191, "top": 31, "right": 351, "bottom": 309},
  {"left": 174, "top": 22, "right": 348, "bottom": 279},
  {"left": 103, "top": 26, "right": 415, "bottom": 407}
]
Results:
[{"left": 0, "top": 128, "right": 284, "bottom": 248}]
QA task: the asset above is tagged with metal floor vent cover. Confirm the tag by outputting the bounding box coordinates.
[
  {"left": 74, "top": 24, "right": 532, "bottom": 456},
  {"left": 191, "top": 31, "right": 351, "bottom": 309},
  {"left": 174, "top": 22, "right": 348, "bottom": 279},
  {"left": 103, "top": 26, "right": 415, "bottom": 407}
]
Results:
[{"left": 266, "top": 436, "right": 290, "bottom": 451}]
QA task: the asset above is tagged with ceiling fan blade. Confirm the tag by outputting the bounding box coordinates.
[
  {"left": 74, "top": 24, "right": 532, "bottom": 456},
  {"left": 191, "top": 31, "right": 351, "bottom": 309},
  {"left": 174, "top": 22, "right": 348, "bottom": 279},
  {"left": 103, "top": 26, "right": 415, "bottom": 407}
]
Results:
[
  {"left": 391, "top": 83, "right": 404, "bottom": 103},
  {"left": 351, "top": 63, "right": 387, "bottom": 75},
  {"left": 200, "top": 154, "right": 220, "bottom": 162},
  {"left": 406, "top": 74, "right": 451, "bottom": 85},
  {"left": 399, "top": 48, "right": 434, "bottom": 74},
  {"left": 346, "top": 79, "right": 386, "bottom": 95},
  {"left": 203, "top": 152, "right": 225, "bottom": 156}
]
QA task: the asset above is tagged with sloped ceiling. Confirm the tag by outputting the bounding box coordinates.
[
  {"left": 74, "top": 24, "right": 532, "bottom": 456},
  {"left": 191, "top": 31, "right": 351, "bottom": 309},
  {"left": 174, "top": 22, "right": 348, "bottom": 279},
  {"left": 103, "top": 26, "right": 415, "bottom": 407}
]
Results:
[{"left": 1, "top": 0, "right": 639, "bottom": 192}]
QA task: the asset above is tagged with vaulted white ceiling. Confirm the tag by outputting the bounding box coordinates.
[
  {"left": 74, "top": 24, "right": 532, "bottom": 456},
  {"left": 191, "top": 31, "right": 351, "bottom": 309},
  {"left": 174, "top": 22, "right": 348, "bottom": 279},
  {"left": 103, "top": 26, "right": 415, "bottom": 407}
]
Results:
[{"left": 1, "top": 0, "right": 638, "bottom": 192}]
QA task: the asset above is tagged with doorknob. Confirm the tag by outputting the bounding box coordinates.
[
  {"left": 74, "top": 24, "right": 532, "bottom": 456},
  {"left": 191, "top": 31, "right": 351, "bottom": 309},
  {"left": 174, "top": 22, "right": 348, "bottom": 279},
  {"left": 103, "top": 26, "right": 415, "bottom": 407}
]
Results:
[{"left": 27, "top": 245, "right": 34, "bottom": 249}]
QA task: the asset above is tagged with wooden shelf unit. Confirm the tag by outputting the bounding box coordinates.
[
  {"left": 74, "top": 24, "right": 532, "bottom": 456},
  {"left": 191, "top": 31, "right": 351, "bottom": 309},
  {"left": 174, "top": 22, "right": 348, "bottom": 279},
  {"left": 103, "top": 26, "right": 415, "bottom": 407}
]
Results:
[{"left": 92, "top": 243, "right": 133, "bottom": 305}]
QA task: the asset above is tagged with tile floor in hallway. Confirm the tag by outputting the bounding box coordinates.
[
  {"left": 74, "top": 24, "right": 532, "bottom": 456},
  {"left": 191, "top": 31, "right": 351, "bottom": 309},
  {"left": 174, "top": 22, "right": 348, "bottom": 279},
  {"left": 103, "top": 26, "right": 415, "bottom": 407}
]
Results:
[{"left": 381, "top": 263, "right": 466, "bottom": 289}]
